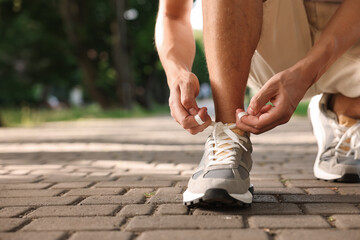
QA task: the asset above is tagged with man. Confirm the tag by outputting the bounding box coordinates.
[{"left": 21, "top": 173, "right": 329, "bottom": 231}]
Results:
[{"left": 155, "top": 0, "right": 360, "bottom": 207}]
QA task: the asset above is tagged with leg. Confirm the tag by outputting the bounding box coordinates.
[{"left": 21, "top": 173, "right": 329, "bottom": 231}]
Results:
[
  {"left": 332, "top": 94, "right": 360, "bottom": 119},
  {"left": 202, "top": 0, "right": 263, "bottom": 123}
]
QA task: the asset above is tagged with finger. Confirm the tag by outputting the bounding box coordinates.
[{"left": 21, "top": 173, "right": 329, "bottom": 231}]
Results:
[
  {"left": 235, "top": 109, "right": 261, "bottom": 134},
  {"left": 179, "top": 80, "right": 200, "bottom": 111},
  {"left": 188, "top": 107, "right": 209, "bottom": 126},
  {"left": 171, "top": 99, "right": 200, "bottom": 129},
  {"left": 248, "top": 85, "right": 276, "bottom": 116},
  {"left": 242, "top": 105, "right": 286, "bottom": 130},
  {"left": 188, "top": 110, "right": 212, "bottom": 135},
  {"left": 259, "top": 104, "right": 273, "bottom": 114}
]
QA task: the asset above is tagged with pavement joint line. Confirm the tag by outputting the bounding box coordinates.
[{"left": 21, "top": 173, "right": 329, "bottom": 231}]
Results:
[{"left": 10, "top": 218, "right": 32, "bottom": 232}]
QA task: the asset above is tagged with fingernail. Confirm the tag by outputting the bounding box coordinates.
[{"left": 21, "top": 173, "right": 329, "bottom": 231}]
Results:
[
  {"left": 248, "top": 107, "right": 256, "bottom": 116},
  {"left": 189, "top": 108, "right": 197, "bottom": 115}
]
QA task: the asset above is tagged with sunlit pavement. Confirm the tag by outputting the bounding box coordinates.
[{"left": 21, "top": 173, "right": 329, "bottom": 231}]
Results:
[{"left": 0, "top": 116, "right": 359, "bottom": 240}]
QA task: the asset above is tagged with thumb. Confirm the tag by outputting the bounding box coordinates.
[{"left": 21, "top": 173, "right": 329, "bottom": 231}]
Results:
[
  {"left": 248, "top": 88, "right": 273, "bottom": 116},
  {"left": 180, "top": 82, "right": 200, "bottom": 112}
]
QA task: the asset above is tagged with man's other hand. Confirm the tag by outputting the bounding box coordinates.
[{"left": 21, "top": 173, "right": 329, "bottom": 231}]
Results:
[{"left": 169, "top": 72, "right": 212, "bottom": 135}]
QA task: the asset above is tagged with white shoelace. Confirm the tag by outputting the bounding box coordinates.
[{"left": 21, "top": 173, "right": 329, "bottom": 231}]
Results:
[
  {"left": 207, "top": 122, "right": 248, "bottom": 166},
  {"left": 333, "top": 122, "right": 360, "bottom": 159}
]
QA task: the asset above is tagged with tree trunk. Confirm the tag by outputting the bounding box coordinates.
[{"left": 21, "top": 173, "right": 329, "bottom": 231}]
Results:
[
  {"left": 59, "top": 0, "right": 111, "bottom": 109},
  {"left": 112, "top": 0, "right": 133, "bottom": 109}
]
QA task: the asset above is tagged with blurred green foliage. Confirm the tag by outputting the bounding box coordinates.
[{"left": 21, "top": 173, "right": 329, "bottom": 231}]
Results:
[
  {"left": 1, "top": 104, "right": 170, "bottom": 127},
  {"left": 0, "top": 0, "right": 209, "bottom": 112}
]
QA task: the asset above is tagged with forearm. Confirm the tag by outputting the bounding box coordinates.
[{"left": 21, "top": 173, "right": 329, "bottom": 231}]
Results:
[
  {"left": 295, "top": 0, "right": 360, "bottom": 86},
  {"left": 155, "top": 5, "right": 195, "bottom": 86}
]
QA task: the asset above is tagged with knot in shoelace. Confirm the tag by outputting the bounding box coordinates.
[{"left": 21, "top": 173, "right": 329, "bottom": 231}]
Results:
[
  {"left": 334, "top": 122, "right": 360, "bottom": 159},
  {"left": 207, "top": 122, "right": 248, "bottom": 166}
]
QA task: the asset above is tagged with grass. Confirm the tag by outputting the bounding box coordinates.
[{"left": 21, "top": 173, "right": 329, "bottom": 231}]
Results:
[
  {"left": 0, "top": 100, "right": 309, "bottom": 127},
  {"left": 0, "top": 104, "right": 170, "bottom": 127},
  {"left": 293, "top": 101, "right": 309, "bottom": 117}
]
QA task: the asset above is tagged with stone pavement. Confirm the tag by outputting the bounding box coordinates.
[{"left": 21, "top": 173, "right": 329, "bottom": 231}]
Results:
[{"left": 0, "top": 116, "right": 359, "bottom": 240}]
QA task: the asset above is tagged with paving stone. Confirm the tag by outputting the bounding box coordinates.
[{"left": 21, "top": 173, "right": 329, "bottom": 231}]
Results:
[
  {"left": 23, "top": 217, "right": 125, "bottom": 231},
  {"left": 156, "top": 187, "right": 183, "bottom": 194},
  {"left": 332, "top": 215, "right": 360, "bottom": 229},
  {"left": 94, "top": 180, "right": 173, "bottom": 188},
  {"left": 0, "top": 175, "right": 39, "bottom": 183},
  {"left": 117, "top": 204, "right": 154, "bottom": 217},
  {"left": 254, "top": 187, "right": 305, "bottom": 195},
  {"left": 286, "top": 180, "right": 359, "bottom": 188},
  {"left": 0, "top": 189, "right": 64, "bottom": 198},
  {"left": 4, "top": 165, "right": 62, "bottom": 170},
  {"left": 0, "top": 232, "right": 66, "bottom": 240},
  {"left": 42, "top": 176, "right": 114, "bottom": 182},
  {"left": 137, "top": 229, "right": 269, "bottom": 240},
  {"left": 0, "top": 207, "right": 31, "bottom": 218},
  {"left": 147, "top": 193, "right": 183, "bottom": 204},
  {"left": 65, "top": 188, "right": 126, "bottom": 196},
  {"left": 27, "top": 205, "right": 119, "bottom": 218},
  {"left": 253, "top": 195, "right": 278, "bottom": 203},
  {"left": 280, "top": 173, "right": 316, "bottom": 180},
  {"left": 0, "top": 183, "right": 52, "bottom": 190},
  {"left": 0, "top": 218, "right": 27, "bottom": 231},
  {"left": 337, "top": 187, "right": 360, "bottom": 195},
  {"left": 126, "top": 216, "right": 243, "bottom": 231},
  {"left": 80, "top": 188, "right": 153, "bottom": 205},
  {"left": 155, "top": 204, "right": 188, "bottom": 215},
  {"left": 281, "top": 194, "right": 360, "bottom": 203},
  {"left": 0, "top": 196, "right": 80, "bottom": 207},
  {"left": 304, "top": 188, "right": 336, "bottom": 195},
  {"left": 248, "top": 215, "right": 330, "bottom": 228},
  {"left": 51, "top": 182, "right": 93, "bottom": 189},
  {"left": 276, "top": 229, "right": 360, "bottom": 240},
  {"left": 68, "top": 231, "right": 133, "bottom": 240},
  {"left": 10, "top": 170, "right": 31, "bottom": 175},
  {"left": 252, "top": 180, "right": 284, "bottom": 188},
  {"left": 304, "top": 203, "right": 360, "bottom": 214},
  {"left": 193, "top": 203, "right": 301, "bottom": 215}
]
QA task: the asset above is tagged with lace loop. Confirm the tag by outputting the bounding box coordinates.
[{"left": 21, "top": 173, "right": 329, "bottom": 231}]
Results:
[{"left": 207, "top": 122, "right": 248, "bottom": 166}]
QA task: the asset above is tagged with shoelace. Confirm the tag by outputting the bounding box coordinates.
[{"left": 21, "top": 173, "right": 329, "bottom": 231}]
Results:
[
  {"left": 207, "top": 122, "right": 248, "bottom": 166},
  {"left": 333, "top": 122, "right": 360, "bottom": 159}
]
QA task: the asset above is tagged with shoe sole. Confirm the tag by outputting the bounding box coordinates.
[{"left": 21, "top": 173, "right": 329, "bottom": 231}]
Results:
[
  {"left": 183, "top": 185, "right": 254, "bottom": 208},
  {"left": 308, "top": 95, "right": 360, "bottom": 183}
]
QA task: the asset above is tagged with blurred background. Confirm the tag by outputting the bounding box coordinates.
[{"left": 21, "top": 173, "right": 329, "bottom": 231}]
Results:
[
  {"left": 0, "top": 0, "right": 210, "bottom": 127},
  {"left": 0, "top": 0, "right": 307, "bottom": 127}
]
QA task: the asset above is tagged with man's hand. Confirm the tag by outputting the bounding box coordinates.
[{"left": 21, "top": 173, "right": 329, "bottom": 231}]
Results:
[
  {"left": 169, "top": 72, "right": 212, "bottom": 135},
  {"left": 236, "top": 67, "right": 312, "bottom": 134}
]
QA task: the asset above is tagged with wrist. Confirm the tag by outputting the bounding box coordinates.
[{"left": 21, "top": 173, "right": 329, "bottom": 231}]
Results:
[{"left": 294, "top": 38, "right": 336, "bottom": 87}]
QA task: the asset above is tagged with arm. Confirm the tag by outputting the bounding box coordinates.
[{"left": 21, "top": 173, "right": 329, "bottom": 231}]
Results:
[
  {"left": 155, "top": 0, "right": 211, "bottom": 134},
  {"left": 237, "top": 0, "right": 360, "bottom": 134}
]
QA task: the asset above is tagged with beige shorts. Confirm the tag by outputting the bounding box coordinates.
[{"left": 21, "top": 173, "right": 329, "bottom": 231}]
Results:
[{"left": 248, "top": 0, "right": 360, "bottom": 99}]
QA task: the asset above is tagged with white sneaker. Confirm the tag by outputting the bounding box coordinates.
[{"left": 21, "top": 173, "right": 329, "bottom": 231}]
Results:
[
  {"left": 308, "top": 94, "right": 360, "bottom": 182},
  {"left": 183, "top": 122, "right": 254, "bottom": 207}
]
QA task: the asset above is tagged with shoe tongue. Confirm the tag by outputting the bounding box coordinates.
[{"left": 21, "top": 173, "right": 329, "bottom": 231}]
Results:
[
  {"left": 213, "top": 124, "right": 246, "bottom": 161},
  {"left": 231, "top": 127, "right": 246, "bottom": 136},
  {"left": 338, "top": 115, "right": 357, "bottom": 127}
]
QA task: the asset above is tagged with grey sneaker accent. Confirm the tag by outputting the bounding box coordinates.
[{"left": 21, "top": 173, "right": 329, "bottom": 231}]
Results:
[
  {"left": 237, "top": 165, "right": 250, "bottom": 180},
  {"left": 203, "top": 168, "right": 235, "bottom": 179},
  {"left": 192, "top": 169, "right": 204, "bottom": 180}
]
